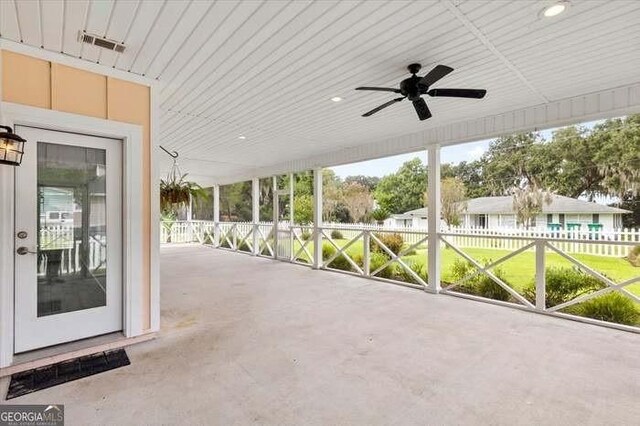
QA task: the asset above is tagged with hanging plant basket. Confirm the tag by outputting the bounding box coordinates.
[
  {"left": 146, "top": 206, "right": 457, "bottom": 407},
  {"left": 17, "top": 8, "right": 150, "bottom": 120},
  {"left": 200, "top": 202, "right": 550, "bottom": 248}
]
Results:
[{"left": 160, "top": 159, "right": 208, "bottom": 213}]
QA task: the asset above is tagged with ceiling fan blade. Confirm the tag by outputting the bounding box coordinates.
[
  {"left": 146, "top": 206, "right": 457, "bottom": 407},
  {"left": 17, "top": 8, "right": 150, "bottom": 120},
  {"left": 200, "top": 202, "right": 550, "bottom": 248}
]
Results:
[
  {"left": 362, "top": 97, "right": 405, "bottom": 117},
  {"left": 412, "top": 98, "right": 432, "bottom": 121},
  {"left": 418, "top": 65, "right": 454, "bottom": 87},
  {"left": 356, "top": 86, "right": 401, "bottom": 93},
  {"left": 427, "top": 88, "right": 487, "bottom": 99}
]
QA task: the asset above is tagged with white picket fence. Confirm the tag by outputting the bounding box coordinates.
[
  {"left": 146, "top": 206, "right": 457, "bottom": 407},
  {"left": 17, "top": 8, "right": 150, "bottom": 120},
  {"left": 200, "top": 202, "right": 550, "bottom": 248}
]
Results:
[
  {"left": 161, "top": 221, "right": 640, "bottom": 258},
  {"left": 38, "top": 225, "right": 107, "bottom": 275}
]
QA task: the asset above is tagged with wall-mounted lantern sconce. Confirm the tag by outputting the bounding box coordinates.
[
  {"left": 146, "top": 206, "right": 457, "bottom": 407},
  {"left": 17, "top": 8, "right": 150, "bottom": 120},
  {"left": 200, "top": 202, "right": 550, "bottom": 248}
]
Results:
[{"left": 0, "top": 126, "right": 26, "bottom": 166}]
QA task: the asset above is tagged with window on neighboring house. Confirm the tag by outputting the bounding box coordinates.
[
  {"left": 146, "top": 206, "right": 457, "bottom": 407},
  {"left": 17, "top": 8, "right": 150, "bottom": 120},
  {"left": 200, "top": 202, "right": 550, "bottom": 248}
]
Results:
[
  {"left": 592, "top": 213, "right": 600, "bottom": 224},
  {"left": 547, "top": 214, "right": 553, "bottom": 224},
  {"left": 477, "top": 214, "right": 487, "bottom": 228},
  {"left": 559, "top": 214, "right": 565, "bottom": 227}
]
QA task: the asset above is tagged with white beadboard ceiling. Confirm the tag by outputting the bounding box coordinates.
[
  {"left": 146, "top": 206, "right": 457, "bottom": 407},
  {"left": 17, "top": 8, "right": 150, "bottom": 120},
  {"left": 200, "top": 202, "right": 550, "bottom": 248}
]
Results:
[{"left": 2, "top": 0, "right": 640, "bottom": 184}]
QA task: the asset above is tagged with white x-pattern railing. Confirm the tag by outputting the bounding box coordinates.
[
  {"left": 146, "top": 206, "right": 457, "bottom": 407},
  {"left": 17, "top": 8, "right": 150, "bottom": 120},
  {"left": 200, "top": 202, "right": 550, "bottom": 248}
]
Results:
[{"left": 161, "top": 220, "right": 640, "bottom": 332}]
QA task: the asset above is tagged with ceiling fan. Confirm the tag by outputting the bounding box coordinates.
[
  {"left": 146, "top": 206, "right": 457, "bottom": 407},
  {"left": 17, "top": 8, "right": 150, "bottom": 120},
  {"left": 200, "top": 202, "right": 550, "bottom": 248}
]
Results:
[{"left": 355, "top": 63, "right": 486, "bottom": 121}]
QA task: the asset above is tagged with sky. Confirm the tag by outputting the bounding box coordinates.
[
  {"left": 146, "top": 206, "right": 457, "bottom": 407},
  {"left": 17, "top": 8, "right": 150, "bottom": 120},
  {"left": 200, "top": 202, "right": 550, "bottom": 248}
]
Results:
[{"left": 330, "top": 123, "right": 596, "bottom": 179}]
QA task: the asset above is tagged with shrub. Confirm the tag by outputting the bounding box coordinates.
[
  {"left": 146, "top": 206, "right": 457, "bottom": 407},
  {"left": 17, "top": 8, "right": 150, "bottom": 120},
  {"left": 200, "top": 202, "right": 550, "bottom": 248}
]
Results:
[
  {"left": 300, "top": 230, "right": 312, "bottom": 241},
  {"left": 523, "top": 267, "right": 604, "bottom": 307},
  {"left": 238, "top": 240, "right": 251, "bottom": 252},
  {"left": 369, "top": 252, "right": 396, "bottom": 279},
  {"left": 474, "top": 270, "right": 512, "bottom": 301},
  {"left": 450, "top": 258, "right": 473, "bottom": 281},
  {"left": 322, "top": 243, "right": 353, "bottom": 271},
  {"left": 371, "top": 233, "right": 404, "bottom": 256},
  {"left": 567, "top": 292, "right": 639, "bottom": 325},
  {"left": 449, "top": 259, "right": 512, "bottom": 301},
  {"left": 628, "top": 245, "right": 640, "bottom": 267},
  {"left": 330, "top": 230, "right": 344, "bottom": 240},
  {"left": 396, "top": 261, "right": 428, "bottom": 285}
]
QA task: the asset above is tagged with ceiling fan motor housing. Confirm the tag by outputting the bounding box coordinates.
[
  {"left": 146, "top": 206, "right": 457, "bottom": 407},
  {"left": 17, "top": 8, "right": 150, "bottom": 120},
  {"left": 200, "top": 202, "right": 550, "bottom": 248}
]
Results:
[{"left": 400, "top": 75, "right": 427, "bottom": 101}]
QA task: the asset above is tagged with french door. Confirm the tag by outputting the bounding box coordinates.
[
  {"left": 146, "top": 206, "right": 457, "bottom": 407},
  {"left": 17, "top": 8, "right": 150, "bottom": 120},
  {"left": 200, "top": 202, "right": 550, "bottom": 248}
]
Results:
[{"left": 14, "top": 126, "right": 123, "bottom": 353}]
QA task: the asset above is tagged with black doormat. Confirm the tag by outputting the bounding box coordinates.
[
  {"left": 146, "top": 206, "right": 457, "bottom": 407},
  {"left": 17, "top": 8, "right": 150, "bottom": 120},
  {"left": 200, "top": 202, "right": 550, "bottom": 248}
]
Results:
[{"left": 6, "top": 349, "right": 130, "bottom": 400}]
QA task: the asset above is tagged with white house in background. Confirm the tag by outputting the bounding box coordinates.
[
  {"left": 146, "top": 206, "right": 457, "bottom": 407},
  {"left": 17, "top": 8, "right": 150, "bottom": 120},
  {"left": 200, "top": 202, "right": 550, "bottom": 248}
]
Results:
[{"left": 384, "top": 195, "right": 630, "bottom": 231}]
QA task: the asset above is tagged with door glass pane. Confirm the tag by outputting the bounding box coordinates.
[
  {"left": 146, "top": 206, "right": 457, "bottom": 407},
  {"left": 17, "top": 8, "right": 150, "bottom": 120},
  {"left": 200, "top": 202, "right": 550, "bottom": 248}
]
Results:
[{"left": 37, "top": 142, "right": 108, "bottom": 317}]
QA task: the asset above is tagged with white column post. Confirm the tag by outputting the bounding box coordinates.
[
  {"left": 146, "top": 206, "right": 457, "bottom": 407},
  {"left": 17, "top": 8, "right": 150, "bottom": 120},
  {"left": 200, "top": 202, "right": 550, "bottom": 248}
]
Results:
[
  {"left": 213, "top": 184, "right": 220, "bottom": 247},
  {"left": 289, "top": 173, "right": 295, "bottom": 261},
  {"left": 252, "top": 177, "right": 259, "bottom": 256},
  {"left": 313, "top": 168, "right": 323, "bottom": 269},
  {"left": 427, "top": 146, "right": 441, "bottom": 293},
  {"left": 272, "top": 176, "right": 279, "bottom": 260},
  {"left": 186, "top": 194, "right": 193, "bottom": 221},
  {"left": 535, "top": 240, "right": 546, "bottom": 310},
  {"left": 186, "top": 193, "right": 193, "bottom": 242}
]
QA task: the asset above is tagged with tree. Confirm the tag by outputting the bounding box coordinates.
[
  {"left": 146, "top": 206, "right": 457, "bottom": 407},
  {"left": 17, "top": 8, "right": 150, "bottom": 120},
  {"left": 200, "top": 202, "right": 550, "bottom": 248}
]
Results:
[
  {"left": 341, "top": 182, "right": 373, "bottom": 222},
  {"left": 322, "top": 169, "right": 344, "bottom": 221},
  {"left": 293, "top": 194, "right": 313, "bottom": 224},
  {"left": 344, "top": 175, "right": 380, "bottom": 192},
  {"left": 444, "top": 160, "right": 489, "bottom": 198},
  {"left": 545, "top": 125, "right": 604, "bottom": 199},
  {"left": 219, "top": 181, "right": 252, "bottom": 221},
  {"left": 423, "top": 177, "right": 468, "bottom": 227},
  {"left": 441, "top": 177, "right": 467, "bottom": 227},
  {"left": 481, "top": 133, "right": 548, "bottom": 195},
  {"left": 374, "top": 158, "right": 427, "bottom": 214},
  {"left": 371, "top": 208, "right": 390, "bottom": 224},
  {"left": 512, "top": 185, "right": 552, "bottom": 229},
  {"left": 593, "top": 115, "right": 640, "bottom": 199}
]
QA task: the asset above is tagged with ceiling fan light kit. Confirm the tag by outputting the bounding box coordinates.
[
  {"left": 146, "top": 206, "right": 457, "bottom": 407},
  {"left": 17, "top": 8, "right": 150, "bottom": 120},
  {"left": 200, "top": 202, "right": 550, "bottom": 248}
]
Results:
[{"left": 355, "top": 63, "right": 487, "bottom": 121}]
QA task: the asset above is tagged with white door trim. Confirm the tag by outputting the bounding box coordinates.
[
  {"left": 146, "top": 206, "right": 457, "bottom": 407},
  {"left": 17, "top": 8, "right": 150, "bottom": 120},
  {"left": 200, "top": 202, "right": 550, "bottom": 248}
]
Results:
[{"left": 0, "top": 102, "right": 145, "bottom": 367}]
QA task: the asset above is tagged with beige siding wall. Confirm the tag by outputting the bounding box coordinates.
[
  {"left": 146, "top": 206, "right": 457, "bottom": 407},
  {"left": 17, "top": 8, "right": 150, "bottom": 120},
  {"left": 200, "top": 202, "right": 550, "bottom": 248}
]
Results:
[{"left": 1, "top": 50, "right": 153, "bottom": 331}]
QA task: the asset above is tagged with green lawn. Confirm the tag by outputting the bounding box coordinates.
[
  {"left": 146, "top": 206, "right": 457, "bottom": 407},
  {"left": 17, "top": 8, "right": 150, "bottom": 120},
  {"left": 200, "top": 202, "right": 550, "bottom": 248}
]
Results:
[{"left": 293, "top": 239, "right": 640, "bottom": 296}]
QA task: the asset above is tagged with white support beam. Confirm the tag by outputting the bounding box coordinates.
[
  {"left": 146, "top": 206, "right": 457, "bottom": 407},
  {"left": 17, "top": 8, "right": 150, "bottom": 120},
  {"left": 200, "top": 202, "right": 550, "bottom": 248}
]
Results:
[
  {"left": 289, "top": 173, "right": 295, "bottom": 223},
  {"left": 313, "top": 168, "right": 323, "bottom": 269},
  {"left": 535, "top": 240, "right": 546, "bottom": 311},
  {"left": 186, "top": 194, "right": 193, "bottom": 221},
  {"left": 272, "top": 176, "right": 279, "bottom": 260},
  {"left": 213, "top": 184, "right": 220, "bottom": 247},
  {"left": 427, "top": 146, "right": 441, "bottom": 293},
  {"left": 289, "top": 173, "right": 295, "bottom": 261},
  {"left": 252, "top": 177, "right": 259, "bottom": 256}
]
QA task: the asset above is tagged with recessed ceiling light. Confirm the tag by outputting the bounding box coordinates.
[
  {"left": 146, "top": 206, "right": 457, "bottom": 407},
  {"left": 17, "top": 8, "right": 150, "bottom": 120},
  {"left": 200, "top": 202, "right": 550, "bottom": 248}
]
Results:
[
  {"left": 238, "top": 135, "right": 246, "bottom": 140},
  {"left": 331, "top": 96, "right": 343, "bottom": 102},
  {"left": 542, "top": 2, "right": 568, "bottom": 18}
]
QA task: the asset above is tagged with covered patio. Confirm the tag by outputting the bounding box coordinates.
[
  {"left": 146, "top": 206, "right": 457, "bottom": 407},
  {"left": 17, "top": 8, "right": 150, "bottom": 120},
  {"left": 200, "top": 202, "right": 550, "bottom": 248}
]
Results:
[
  {"left": 3, "top": 244, "right": 638, "bottom": 423},
  {"left": 1, "top": 0, "right": 639, "bottom": 422}
]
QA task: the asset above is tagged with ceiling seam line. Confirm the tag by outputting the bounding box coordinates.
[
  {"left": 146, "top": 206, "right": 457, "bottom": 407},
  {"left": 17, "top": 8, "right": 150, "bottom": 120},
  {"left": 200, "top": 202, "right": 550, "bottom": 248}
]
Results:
[
  {"left": 175, "top": 0, "right": 324, "bottom": 116},
  {"left": 159, "top": 0, "right": 260, "bottom": 106},
  {"left": 77, "top": 0, "right": 92, "bottom": 58},
  {"left": 153, "top": 0, "right": 217, "bottom": 80},
  {"left": 197, "top": 4, "right": 463, "bottom": 125},
  {"left": 96, "top": 0, "right": 118, "bottom": 64},
  {"left": 180, "top": 0, "right": 405, "bottom": 118},
  {"left": 441, "top": 0, "right": 549, "bottom": 104},
  {"left": 172, "top": 0, "right": 369, "bottom": 116},
  {"left": 12, "top": 0, "right": 23, "bottom": 42},
  {"left": 111, "top": 0, "right": 142, "bottom": 68},
  {"left": 141, "top": 0, "right": 194, "bottom": 76},
  {"left": 60, "top": 0, "right": 66, "bottom": 52},
  {"left": 126, "top": 0, "right": 168, "bottom": 72}
]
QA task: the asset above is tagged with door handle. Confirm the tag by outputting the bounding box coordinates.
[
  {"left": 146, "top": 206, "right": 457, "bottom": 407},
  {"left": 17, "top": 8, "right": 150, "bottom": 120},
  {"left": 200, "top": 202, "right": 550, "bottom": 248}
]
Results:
[{"left": 16, "top": 247, "right": 37, "bottom": 255}]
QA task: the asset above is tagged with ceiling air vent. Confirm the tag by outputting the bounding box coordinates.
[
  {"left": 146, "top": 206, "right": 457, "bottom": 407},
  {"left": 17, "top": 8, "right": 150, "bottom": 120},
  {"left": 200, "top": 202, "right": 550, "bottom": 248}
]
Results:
[{"left": 77, "top": 31, "right": 125, "bottom": 53}]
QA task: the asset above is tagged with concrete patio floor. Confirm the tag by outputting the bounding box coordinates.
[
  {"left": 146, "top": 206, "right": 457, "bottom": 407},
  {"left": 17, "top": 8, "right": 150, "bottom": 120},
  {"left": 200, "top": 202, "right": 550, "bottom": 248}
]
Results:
[{"left": 2, "top": 244, "right": 639, "bottom": 424}]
